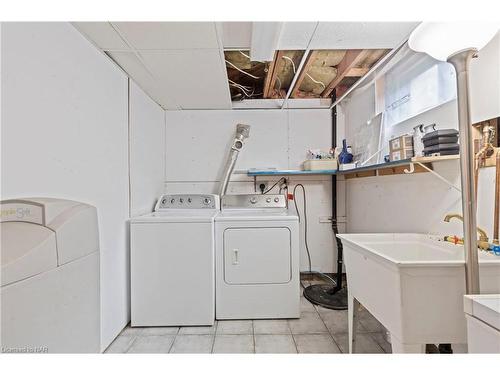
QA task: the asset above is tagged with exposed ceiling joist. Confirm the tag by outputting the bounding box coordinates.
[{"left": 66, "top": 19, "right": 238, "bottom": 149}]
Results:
[
  {"left": 320, "top": 49, "right": 369, "bottom": 97},
  {"left": 263, "top": 50, "right": 285, "bottom": 98},
  {"left": 290, "top": 50, "right": 320, "bottom": 98},
  {"left": 345, "top": 67, "right": 370, "bottom": 77}
]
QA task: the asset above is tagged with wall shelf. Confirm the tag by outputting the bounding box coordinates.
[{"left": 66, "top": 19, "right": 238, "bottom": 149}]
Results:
[
  {"left": 247, "top": 169, "right": 338, "bottom": 176},
  {"left": 247, "top": 155, "right": 460, "bottom": 179}
]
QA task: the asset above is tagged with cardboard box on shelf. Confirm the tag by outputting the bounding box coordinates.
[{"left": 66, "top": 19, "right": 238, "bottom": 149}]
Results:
[
  {"left": 390, "top": 148, "right": 414, "bottom": 161},
  {"left": 389, "top": 134, "right": 414, "bottom": 161},
  {"left": 389, "top": 134, "right": 413, "bottom": 152}
]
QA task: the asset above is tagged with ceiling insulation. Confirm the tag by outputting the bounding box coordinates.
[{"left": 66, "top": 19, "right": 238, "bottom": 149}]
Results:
[
  {"left": 296, "top": 50, "right": 344, "bottom": 96},
  {"left": 224, "top": 51, "right": 266, "bottom": 101},
  {"left": 225, "top": 48, "right": 389, "bottom": 102},
  {"left": 268, "top": 50, "right": 305, "bottom": 99}
]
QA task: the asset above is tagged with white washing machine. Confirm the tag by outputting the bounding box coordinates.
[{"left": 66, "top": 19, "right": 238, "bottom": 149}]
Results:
[
  {"left": 1, "top": 198, "right": 100, "bottom": 353},
  {"left": 130, "top": 194, "right": 219, "bottom": 327},
  {"left": 215, "top": 194, "right": 300, "bottom": 320}
]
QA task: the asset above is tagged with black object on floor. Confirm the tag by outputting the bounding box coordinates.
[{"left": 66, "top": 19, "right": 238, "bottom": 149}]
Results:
[
  {"left": 438, "top": 343, "right": 453, "bottom": 354},
  {"left": 303, "top": 284, "right": 348, "bottom": 310}
]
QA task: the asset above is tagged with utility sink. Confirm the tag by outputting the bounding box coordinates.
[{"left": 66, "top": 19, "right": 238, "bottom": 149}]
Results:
[{"left": 337, "top": 233, "right": 500, "bottom": 353}]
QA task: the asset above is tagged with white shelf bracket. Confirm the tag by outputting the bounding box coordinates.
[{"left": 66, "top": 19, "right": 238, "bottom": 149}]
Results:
[
  {"left": 404, "top": 162, "right": 461, "bottom": 193},
  {"left": 403, "top": 162, "right": 415, "bottom": 174}
]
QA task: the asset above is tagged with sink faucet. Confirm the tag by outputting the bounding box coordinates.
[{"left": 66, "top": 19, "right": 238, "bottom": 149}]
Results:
[{"left": 443, "top": 213, "right": 490, "bottom": 249}]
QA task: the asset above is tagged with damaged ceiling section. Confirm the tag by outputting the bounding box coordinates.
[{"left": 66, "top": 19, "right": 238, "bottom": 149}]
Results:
[{"left": 225, "top": 48, "right": 388, "bottom": 102}]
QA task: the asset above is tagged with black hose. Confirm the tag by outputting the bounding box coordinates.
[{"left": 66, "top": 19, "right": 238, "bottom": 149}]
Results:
[{"left": 293, "top": 184, "right": 337, "bottom": 288}]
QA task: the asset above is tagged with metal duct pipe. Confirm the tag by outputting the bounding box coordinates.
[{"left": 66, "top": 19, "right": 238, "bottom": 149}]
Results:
[{"left": 218, "top": 124, "right": 251, "bottom": 197}]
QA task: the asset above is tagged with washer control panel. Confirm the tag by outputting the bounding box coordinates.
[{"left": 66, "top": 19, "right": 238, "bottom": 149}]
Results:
[
  {"left": 221, "top": 194, "right": 286, "bottom": 209},
  {"left": 155, "top": 194, "right": 219, "bottom": 210}
]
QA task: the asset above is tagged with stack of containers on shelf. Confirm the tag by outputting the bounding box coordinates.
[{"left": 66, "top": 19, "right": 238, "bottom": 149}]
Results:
[{"left": 422, "top": 129, "right": 460, "bottom": 156}]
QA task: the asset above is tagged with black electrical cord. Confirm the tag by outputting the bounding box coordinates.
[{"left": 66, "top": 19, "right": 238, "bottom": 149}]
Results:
[
  {"left": 262, "top": 177, "right": 286, "bottom": 194},
  {"left": 293, "top": 184, "right": 337, "bottom": 289}
]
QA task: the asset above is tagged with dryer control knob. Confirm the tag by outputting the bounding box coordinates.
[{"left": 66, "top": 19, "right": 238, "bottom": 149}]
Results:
[
  {"left": 250, "top": 197, "right": 258, "bottom": 204},
  {"left": 266, "top": 198, "right": 271, "bottom": 203},
  {"left": 274, "top": 197, "right": 280, "bottom": 203}
]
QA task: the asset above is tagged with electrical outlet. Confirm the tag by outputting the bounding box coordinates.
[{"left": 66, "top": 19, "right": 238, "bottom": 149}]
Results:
[{"left": 258, "top": 182, "right": 267, "bottom": 194}]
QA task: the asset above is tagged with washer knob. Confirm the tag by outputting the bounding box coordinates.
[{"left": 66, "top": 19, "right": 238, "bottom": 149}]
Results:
[
  {"left": 179, "top": 198, "right": 184, "bottom": 203},
  {"left": 204, "top": 197, "right": 211, "bottom": 205},
  {"left": 266, "top": 198, "right": 271, "bottom": 203},
  {"left": 274, "top": 197, "right": 280, "bottom": 203},
  {"left": 188, "top": 197, "right": 192, "bottom": 203},
  {"left": 170, "top": 198, "right": 175, "bottom": 204},
  {"left": 161, "top": 198, "right": 167, "bottom": 205},
  {"left": 250, "top": 197, "right": 258, "bottom": 204}
]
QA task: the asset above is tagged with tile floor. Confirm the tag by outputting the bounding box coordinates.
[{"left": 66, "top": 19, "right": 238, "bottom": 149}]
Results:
[{"left": 105, "top": 283, "right": 390, "bottom": 354}]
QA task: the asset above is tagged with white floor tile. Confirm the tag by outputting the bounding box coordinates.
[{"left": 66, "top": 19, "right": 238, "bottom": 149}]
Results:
[
  {"left": 300, "top": 297, "right": 317, "bottom": 312},
  {"left": 332, "top": 333, "right": 384, "bottom": 354},
  {"left": 317, "top": 307, "right": 350, "bottom": 334},
  {"left": 104, "top": 336, "right": 136, "bottom": 353},
  {"left": 358, "top": 309, "right": 386, "bottom": 333},
  {"left": 370, "top": 332, "right": 392, "bottom": 353},
  {"left": 253, "top": 320, "right": 291, "bottom": 335},
  {"left": 212, "top": 335, "right": 254, "bottom": 353},
  {"left": 121, "top": 326, "right": 179, "bottom": 336},
  {"left": 216, "top": 320, "right": 253, "bottom": 335},
  {"left": 127, "top": 335, "right": 176, "bottom": 353},
  {"left": 255, "top": 335, "right": 297, "bottom": 353},
  {"left": 288, "top": 312, "right": 328, "bottom": 334},
  {"left": 170, "top": 335, "right": 214, "bottom": 353},
  {"left": 294, "top": 334, "right": 341, "bottom": 353},
  {"left": 178, "top": 323, "right": 217, "bottom": 335}
]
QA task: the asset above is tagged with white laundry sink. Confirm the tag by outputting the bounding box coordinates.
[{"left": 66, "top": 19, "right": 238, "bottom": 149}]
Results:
[{"left": 336, "top": 233, "right": 500, "bottom": 353}]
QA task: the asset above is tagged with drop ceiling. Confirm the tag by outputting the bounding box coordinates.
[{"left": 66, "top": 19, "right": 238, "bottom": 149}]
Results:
[{"left": 73, "top": 22, "right": 418, "bottom": 110}]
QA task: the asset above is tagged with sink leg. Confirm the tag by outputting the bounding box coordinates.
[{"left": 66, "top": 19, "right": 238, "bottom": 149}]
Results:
[
  {"left": 390, "top": 334, "right": 425, "bottom": 353},
  {"left": 348, "top": 291, "right": 360, "bottom": 354}
]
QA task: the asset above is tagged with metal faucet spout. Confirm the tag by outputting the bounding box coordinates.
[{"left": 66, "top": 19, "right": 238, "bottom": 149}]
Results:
[{"left": 443, "top": 213, "right": 489, "bottom": 243}]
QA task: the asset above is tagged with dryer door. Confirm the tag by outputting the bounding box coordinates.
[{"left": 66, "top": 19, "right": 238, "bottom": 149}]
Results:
[{"left": 223, "top": 227, "right": 291, "bottom": 284}]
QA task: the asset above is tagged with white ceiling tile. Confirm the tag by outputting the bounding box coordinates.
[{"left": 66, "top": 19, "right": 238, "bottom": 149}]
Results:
[
  {"left": 73, "top": 22, "right": 129, "bottom": 50},
  {"left": 111, "top": 22, "right": 219, "bottom": 50},
  {"left": 140, "top": 50, "right": 231, "bottom": 110},
  {"left": 106, "top": 51, "right": 179, "bottom": 109},
  {"left": 221, "top": 22, "right": 252, "bottom": 49},
  {"left": 278, "top": 22, "right": 318, "bottom": 50},
  {"left": 309, "top": 22, "right": 419, "bottom": 49}
]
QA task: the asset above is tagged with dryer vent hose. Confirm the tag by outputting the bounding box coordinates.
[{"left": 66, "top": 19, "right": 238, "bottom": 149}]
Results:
[{"left": 219, "top": 124, "right": 251, "bottom": 196}]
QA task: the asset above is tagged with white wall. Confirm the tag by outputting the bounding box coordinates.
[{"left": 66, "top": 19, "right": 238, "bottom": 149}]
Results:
[
  {"left": 1, "top": 23, "right": 165, "bottom": 350},
  {"left": 164, "top": 109, "right": 338, "bottom": 272},
  {"left": 470, "top": 31, "right": 500, "bottom": 124},
  {"left": 340, "top": 32, "right": 500, "bottom": 240},
  {"left": 129, "top": 81, "right": 166, "bottom": 217}
]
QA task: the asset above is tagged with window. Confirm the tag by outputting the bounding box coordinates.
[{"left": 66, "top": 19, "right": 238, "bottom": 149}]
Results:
[{"left": 383, "top": 53, "right": 456, "bottom": 127}]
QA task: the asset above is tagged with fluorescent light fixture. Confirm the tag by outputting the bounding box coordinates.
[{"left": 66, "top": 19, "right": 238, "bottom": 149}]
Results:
[
  {"left": 408, "top": 22, "right": 500, "bottom": 61},
  {"left": 250, "top": 22, "right": 282, "bottom": 62}
]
